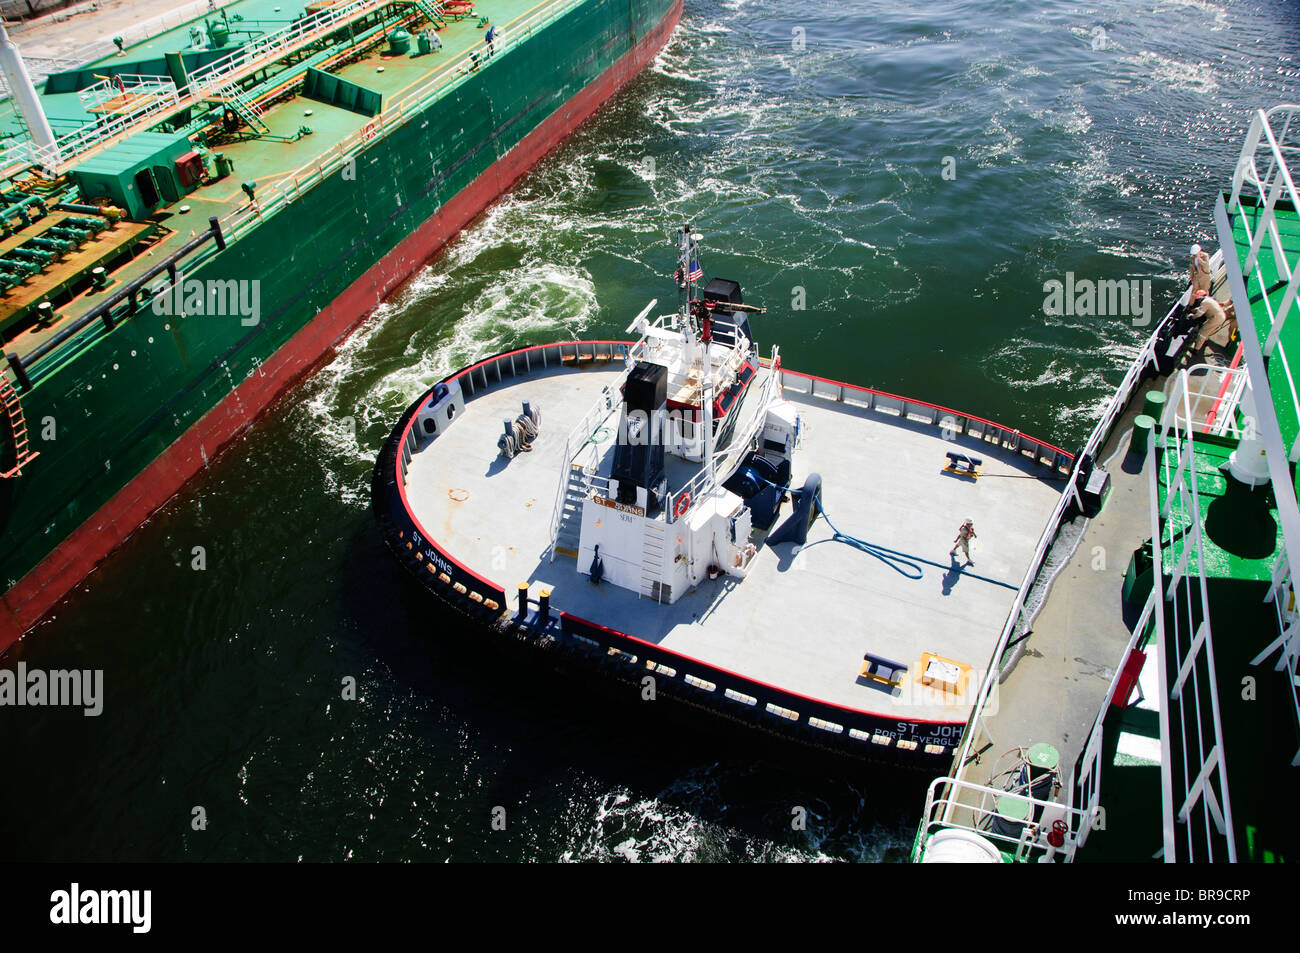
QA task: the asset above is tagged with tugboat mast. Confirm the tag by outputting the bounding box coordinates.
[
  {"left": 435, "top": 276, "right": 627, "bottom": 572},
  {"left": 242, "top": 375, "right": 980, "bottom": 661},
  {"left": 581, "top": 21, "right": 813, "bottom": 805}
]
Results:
[{"left": 677, "top": 222, "right": 716, "bottom": 485}]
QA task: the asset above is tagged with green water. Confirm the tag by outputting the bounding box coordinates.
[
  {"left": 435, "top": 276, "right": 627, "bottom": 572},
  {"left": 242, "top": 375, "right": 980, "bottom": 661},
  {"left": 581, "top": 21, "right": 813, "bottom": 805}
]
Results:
[{"left": 3, "top": 0, "right": 1298, "bottom": 861}]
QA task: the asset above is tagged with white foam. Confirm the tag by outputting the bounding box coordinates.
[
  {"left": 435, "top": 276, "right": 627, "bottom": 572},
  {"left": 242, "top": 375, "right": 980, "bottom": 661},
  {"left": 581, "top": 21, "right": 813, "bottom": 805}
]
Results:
[{"left": 1125, "top": 50, "right": 1219, "bottom": 96}]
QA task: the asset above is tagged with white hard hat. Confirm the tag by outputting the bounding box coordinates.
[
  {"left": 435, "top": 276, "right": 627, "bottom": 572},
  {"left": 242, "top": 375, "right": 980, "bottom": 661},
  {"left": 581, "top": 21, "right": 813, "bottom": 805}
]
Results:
[{"left": 1191, "top": 243, "right": 1202, "bottom": 256}]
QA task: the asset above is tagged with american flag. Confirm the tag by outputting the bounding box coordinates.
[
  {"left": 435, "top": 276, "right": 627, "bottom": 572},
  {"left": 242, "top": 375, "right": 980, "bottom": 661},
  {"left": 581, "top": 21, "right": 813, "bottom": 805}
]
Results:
[{"left": 688, "top": 257, "right": 703, "bottom": 282}]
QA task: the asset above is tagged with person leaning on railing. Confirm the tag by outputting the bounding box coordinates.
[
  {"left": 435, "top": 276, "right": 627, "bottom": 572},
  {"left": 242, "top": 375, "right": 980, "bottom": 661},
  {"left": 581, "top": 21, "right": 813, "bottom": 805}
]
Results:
[{"left": 1188, "top": 290, "right": 1237, "bottom": 360}]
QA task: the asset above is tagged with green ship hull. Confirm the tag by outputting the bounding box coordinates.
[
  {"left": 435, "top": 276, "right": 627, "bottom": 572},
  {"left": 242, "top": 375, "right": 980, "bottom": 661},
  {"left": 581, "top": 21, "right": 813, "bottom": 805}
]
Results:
[{"left": 0, "top": 0, "right": 682, "bottom": 648}]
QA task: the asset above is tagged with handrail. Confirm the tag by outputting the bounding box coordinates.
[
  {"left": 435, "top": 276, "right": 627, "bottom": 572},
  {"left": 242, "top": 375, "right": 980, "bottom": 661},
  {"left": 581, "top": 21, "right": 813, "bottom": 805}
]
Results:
[
  {"left": 1165, "top": 362, "right": 1248, "bottom": 437},
  {"left": 545, "top": 331, "right": 651, "bottom": 553},
  {"left": 1231, "top": 106, "right": 1300, "bottom": 358},
  {"left": 5, "top": 216, "right": 226, "bottom": 391},
  {"left": 1072, "top": 588, "right": 1158, "bottom": 855},
  {"left": 1151, "top": 367, "right": 1237, "bottom": 861},
  {"left": 1256, "top": 541, "right": 1300, "bottom": 766},
  {"left": 76, "top": 75, "right": 179, "bottom": 111},
  {"left": 914, "top": 777, "right": 1091, "bottom": 863},
  {"left": 9, "top": 0, "right": 585, "bottom": 384},
  {"left": 942, "top": 286, "right": 1184, "bottom": 802},
  {"left": 214, "top": 0, "right": 585, "bottom": 245}
]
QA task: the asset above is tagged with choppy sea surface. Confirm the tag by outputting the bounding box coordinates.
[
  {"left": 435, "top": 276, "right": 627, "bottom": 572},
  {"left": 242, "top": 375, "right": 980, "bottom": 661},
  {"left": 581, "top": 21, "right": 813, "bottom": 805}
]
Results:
[{"left": 4, "top": 0, "right": 1297, "bottom": 861}]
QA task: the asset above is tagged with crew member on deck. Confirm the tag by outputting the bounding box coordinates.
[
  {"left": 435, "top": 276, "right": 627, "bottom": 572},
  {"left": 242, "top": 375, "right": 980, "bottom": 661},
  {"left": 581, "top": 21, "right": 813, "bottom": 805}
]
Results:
[
  {"left": 1189, "top": 290, "right": 1237, "bottom": 361},
  {"left": 951, "top": 519, "right": 977, "bottom": 566},
  {"left": 1189, "top": 244, "right": 1213, "bottom": 298}
]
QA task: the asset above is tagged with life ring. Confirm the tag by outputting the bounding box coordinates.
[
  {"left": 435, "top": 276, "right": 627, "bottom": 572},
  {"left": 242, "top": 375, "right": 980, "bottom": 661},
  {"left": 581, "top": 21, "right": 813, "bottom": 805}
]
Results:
[
  {"left": 674, "top": 493, "right": 691, "bottom": 519},
  {"left": 362, "top": 122, "right": 377, "bottom": 141}
]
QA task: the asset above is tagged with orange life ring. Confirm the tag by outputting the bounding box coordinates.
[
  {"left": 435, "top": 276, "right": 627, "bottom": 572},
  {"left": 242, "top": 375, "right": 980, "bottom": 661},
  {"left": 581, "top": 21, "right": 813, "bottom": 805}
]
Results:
[
  {"left": 673, "top": 493, "right": 691, "bottom": 519},
  {"left": 362, "top": 122, "right": 377, "bottom": 141}
]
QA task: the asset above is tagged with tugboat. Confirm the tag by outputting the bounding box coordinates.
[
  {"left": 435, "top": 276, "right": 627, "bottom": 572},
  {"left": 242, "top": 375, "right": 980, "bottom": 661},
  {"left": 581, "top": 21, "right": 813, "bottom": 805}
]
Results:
[{"left": 373, "top": 223, "right": 1072, "bottom": 763}]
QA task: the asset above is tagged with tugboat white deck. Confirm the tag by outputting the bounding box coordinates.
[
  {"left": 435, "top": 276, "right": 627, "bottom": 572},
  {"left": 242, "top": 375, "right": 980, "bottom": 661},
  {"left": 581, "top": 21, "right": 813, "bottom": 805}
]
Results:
[{"left": 403, "top": 362, "right": 1063, "bottom": 723}]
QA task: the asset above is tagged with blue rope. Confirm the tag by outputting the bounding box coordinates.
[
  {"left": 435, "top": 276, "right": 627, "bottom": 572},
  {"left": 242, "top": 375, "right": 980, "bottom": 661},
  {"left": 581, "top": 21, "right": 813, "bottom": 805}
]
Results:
[
  {"left": 811, "top": 489, "right": 926, "bottom": 580},
  {"left": 753, "top": 469, "right": 925, "bottom": 579}
]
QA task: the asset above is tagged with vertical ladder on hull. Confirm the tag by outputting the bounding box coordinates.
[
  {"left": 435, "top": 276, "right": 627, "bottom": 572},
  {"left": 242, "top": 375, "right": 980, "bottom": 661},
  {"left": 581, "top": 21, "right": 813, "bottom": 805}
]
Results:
[
  {"left": 550, "top": 464, "right": 588, "bottom": 560},
  {"left": 1, "top": 378, "right": 39, "bottom": 478},
  {"left": 640, "top": 522, "right": 667, "bottom": 601},
  {"left": 217, "top": 82, "right": 270, "bottom": 134}
]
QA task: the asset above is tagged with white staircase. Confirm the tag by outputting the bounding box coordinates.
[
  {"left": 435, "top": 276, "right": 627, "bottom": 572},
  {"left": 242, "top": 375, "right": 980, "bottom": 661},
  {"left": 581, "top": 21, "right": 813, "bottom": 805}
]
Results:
[
  {"left": 550, "top": 464, "right": 589, "bottom": 559},
  {"left": 640, "top": 522, "right": 667, "bottom": 600}
]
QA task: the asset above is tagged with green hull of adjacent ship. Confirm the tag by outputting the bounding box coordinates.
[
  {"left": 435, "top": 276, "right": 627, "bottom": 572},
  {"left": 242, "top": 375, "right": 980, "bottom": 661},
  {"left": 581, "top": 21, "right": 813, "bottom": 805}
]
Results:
[{"left": 0, "top": 0, "right": 681, "bottom": 646}]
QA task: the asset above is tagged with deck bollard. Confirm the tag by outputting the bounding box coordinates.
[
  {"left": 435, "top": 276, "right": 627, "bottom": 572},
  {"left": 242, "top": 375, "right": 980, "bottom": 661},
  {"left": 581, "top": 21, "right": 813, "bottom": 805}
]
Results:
[
  {"left": 516, "top": 582, "right": 529, "bottom": 621},
  {"left": 537, "top": 587, "right": 551, "bottom": 624},
  {"left": 1130, "top": 414, "right": 1155, "bottom": 455},
  {"left": 1141, "top": 389, "right": 1166, "bottom": 427}
]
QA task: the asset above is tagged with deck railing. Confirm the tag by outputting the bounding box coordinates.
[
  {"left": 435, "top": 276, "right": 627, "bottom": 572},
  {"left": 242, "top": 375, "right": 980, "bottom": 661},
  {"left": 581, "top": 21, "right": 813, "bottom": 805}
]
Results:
[
  {"left": 1150, "top": 371, "right": 1237, "bottom": 861},
  {"left": 1, "top": 0, "right": 242, "bottom": 99},
  {"left": 213, "top": 0, "right": 586, "bottom": 246},
  {"left": 667, "top": 348, "right": 780, "bottom": 525},
  {"left": 914, "top": 777, "right": 1092, "bottom": 863},
  {"left": 4, "top": 0, "right": 589, "bottom": 387},
  {"left": 1257, "top": 543, "right": 1300, "bottom": 766},
  {"left": 1231, "top": 106, "right": 1300, "bottom": 355},
  {"left": 1166, "top": 362, "right": 1248, "bottom": 438},
  {"left": 1071, "top": 588, "right": 1157, "bottom": 856},
  {"left": 1229, "top": 105, "right": 1300, "bottom": 457},
  {"left": 941, "top": 287, "right": 1184, "bottom": 801}
]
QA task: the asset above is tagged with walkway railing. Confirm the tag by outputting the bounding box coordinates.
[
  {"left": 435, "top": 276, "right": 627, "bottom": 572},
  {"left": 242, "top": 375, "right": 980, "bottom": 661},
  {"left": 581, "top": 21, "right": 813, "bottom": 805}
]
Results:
[
  {"left": 1257, "top": 542, "right": 1300, "bottom": 766},
  {"left": 914, "top": 777, "right": 1092, "bottom": 863},
  {"left": 4, "top": 74, "right": 181, "bottom": 173},
  {"left": 1228, "top": 105, "right": 1300, "bottom": 459},
  {"left": 2, "top": 0, "right": 242, "bottom": 98},
  {"left": 185, "top": 0, "right": 390, "bottom": 104},
  {"left": 7, "top": 0, "right": 584, "bottom": 385},
  {"left": 1231, "top": 105, "right": 1300, "bottom": 357},
  {"left": 0, "top": 0, "right": 391, "bottom": 175},
  {"left": 941, "top": 287, "right": 1183, "bottom": 800},
  {"left": 215, "top": 0, "right": 584, "bottom": 246},
  {"left": 1072, "top": 588, "right": 1157, "bottom": 855},
  {"left": 1150, "top": 370, "right": 1237, "bottom": 861},
  {"left": 1166, "top": 362, "right": 1248, "bottom": 438}
]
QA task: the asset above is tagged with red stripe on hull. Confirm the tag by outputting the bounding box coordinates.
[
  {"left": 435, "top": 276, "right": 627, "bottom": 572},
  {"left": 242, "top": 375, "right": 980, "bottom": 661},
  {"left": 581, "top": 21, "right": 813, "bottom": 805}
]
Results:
[{"left": 0, "top": 0, "right": 684, "bottom": 653}]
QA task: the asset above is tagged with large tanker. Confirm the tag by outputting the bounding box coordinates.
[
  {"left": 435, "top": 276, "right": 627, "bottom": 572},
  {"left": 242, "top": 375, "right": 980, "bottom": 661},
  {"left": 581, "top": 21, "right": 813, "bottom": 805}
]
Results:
[{"left": 0, "top": 0, "right": 682, "bottom": 649}]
